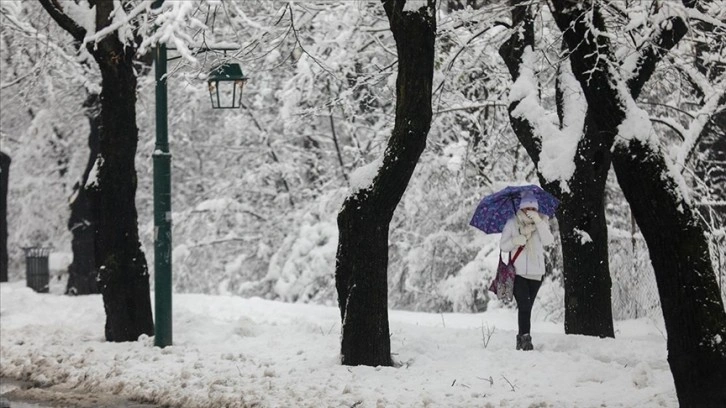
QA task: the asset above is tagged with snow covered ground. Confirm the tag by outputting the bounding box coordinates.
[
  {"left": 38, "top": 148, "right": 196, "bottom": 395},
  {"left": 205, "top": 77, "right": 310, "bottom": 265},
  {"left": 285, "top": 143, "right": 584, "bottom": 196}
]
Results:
[{"left": 1, "top": 282, "right": 677, "bottom": 407}]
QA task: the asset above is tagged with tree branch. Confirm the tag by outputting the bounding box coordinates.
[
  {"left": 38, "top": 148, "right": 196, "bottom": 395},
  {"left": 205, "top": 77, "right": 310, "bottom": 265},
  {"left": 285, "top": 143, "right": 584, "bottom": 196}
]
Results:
[
  {"left": 626, "top": 16, "right": 688, "bottom": 99},
  {"left": 498, "top": 0, "right": 543, "bottom": 163},
  {"left": 650, "top": 117, "right": 686, "bottom": 140},
  {"left": 38, "top": 0, "right": 86, "bottom": 42},
  {"left": 549, "top": 1, "right": 620, "bottom": 112}
]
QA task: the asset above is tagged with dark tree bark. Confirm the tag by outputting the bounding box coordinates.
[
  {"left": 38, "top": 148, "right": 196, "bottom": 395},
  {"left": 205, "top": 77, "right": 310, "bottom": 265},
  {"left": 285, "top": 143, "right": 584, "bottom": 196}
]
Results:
[
  {"left": 39, "top": 0, "right": 153, "bottom": 341},
  {"left": 545, "top": 1, "right": 726, "bottom": 405},
  {"left": 0, "top": 151, "right": 9, "bottom": 282},
  {"left": 499, "top": 1, "right": 615, "bottom": 337},
  {"left": 66, "top": 93, "right": 101, "bottom": 295},
  {"left": 612, "top": 140, "right": 726, "bottom": 407},
  {"left": 608, "top": 4, "right": 726, "bottom": 404},
  {"left": 549, "top": 1, "right": 638, "bottom": 338},
  {"left": 91, "top": 27, "right": 154, "bottom": 341},
  {"left": 335, "top": 0, "right": 436, "bottom": 367},
  {"left": 546, "top": 0, "right": 692, "bottom": 339}
]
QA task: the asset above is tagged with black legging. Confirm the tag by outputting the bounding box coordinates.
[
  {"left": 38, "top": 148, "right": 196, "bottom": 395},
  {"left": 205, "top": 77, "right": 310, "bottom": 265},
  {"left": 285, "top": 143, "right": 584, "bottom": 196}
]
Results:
[{"left": 514, "top": 275, "right": 542, "bottom": 335}]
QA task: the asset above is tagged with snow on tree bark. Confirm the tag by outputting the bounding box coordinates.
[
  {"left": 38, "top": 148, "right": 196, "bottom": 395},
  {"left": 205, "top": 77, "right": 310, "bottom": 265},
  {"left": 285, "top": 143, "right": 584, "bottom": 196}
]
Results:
[
  {"left": 39, "top": 0, "right": 153, "bottom": 341},
  {"left": 500, "top": 0, "right": 615, "bottom": 338},
  {"left": 548, "top": 1, "right": 726, "bottom": 405},
  {"left": 335, "top": 0, "right": 436, "bottom": 367},
  {"left": 610, "top": 3, "right": 726, "bottom": 403}
]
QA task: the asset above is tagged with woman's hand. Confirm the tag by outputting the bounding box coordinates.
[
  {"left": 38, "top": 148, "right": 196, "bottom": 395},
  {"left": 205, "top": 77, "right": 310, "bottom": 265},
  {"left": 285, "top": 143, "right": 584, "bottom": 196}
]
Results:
[{"left": 526, "top": 211, "right": 542, "bottom": 224}]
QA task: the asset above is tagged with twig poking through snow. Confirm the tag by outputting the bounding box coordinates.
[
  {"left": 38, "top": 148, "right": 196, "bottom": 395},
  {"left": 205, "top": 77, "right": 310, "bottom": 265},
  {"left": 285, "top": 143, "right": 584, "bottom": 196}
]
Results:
[
  {"left": 481, "top": 323, "right": 496, "bottom": 349},
  {"left": 477, "top": 376, "right": 493, "bottom": 385},
  {"left": 502, "top": 375, "right": 517, "bottom": 392}
]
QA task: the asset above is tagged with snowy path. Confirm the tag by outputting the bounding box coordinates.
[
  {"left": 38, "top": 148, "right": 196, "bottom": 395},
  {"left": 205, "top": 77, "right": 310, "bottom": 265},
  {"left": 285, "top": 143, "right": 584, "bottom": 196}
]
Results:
[
  {"left": 0, "top": 283, "right": 676, "bottom": 407},
  {"left": 1, "top": 377, "right": 156, "bottom": 407}
]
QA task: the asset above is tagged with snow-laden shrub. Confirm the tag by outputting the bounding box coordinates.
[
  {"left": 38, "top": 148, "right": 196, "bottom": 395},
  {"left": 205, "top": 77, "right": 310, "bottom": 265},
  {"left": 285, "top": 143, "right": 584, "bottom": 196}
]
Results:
[
  {"left": 438, "top": 245, "right": 498, "bottom": 312},
  {"left": 144, "top": 197, "right": 282, "bottom": 295},
  {"left": 265, "top": 221, "right": 338, "bottom": 305}
]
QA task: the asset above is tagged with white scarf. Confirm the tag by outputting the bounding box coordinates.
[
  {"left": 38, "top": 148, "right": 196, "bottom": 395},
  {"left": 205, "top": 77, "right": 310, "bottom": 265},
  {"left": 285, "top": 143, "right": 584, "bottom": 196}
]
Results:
[
  {"left": 516, "top": 211, "right": 537, "bottom": 240},
  {"left": 516, "top": 211, "right": 538, "bottom": 258}
]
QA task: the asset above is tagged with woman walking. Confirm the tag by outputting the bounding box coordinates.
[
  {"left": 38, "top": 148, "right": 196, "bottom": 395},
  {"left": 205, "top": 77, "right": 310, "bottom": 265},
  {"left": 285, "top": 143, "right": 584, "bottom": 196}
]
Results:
[{"left": 499, "top": 191, "right": 555, "bottom": 350}]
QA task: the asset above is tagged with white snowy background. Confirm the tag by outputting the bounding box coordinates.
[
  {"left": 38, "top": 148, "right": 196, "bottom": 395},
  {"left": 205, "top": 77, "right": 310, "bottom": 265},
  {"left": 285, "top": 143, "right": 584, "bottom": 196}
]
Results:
[{"left": 1, "top": 1, "right": 724, "bottom": 407}]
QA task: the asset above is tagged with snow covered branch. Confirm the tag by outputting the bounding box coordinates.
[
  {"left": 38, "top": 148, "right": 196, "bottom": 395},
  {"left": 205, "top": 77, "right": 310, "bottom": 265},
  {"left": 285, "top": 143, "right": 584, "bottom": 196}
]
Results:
[
  {"left": 674, "top": 88, "right": 726, "bottom": 171},
  {"left": 623, "top": 16, "right": 688, "bottom": 98},
  {"left": 37, "top": 0, "right": 87, "bottom": 42},
  {"left": 82, "top": 0, "right": 154, "bottom": 49}
]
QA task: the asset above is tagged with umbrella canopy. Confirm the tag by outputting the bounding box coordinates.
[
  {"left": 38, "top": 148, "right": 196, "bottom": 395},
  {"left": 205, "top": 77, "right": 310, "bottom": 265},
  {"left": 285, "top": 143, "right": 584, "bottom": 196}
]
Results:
[{"left": 470, "top": 185, "right": 559, "bottom": 234}]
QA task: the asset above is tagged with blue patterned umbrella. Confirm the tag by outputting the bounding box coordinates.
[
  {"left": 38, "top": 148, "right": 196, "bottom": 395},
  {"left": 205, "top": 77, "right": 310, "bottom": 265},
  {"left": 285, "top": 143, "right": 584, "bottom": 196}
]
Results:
[{"left": 470, "top": 185, "right": 559, "bottom": 234}]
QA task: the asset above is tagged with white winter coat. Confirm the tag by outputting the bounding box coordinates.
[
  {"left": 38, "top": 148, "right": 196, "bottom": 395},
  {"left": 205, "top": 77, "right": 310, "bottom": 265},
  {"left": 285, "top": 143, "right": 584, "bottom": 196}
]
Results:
[{"left": 499, "top": 213, "right": 555, "bottom": 281}]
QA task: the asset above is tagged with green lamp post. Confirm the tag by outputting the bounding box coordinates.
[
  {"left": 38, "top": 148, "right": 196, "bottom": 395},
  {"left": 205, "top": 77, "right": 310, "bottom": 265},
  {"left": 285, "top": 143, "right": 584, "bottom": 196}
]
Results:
[
  {"left": 152, "top": 0, "right": 247, "bottom": 348},
  {"left": 152, "top": 0, "right": 172, "bottom": 348}
]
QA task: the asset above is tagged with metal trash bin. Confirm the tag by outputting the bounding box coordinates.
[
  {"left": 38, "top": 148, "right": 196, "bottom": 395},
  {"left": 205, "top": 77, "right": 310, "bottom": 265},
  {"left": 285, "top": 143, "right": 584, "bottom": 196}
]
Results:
[{"left": 23, "top": 247, "right": 51, "bottom": 293}]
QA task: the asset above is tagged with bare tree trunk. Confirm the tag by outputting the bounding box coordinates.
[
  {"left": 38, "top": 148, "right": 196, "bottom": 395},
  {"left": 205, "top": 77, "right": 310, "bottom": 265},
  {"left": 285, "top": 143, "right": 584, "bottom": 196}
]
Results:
[
  {"left": 335, "top": 0, "right": 436, "bottom": 366},
  {"left": 66, "top": 93, "right": 101, "bottom": 295},
  {"left": 92, "top": 35, "right": 154, "bottom": 341},
  {"left": 609, "top": 7, "right": 726, "bottom": 402},
  {"left": 548, "top": 2, "right": 726, "bottom": 404},
  {"left": 612, "top": 140, "right": 726, "bottom": 407},
  {"left": 39, "top": 0, "right": 154, "bottom": 341},
  {"left": 0, "top": 151, "right": 9, "bottom": 282}
]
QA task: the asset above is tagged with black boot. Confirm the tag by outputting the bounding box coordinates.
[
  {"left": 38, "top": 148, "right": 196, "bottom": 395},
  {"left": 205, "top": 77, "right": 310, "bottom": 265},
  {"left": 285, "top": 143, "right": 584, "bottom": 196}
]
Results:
[
  {"left": 521, "top": 334, "right": 533, "bottom": 351},
  {"left": 516, "top": 334, "right": 523, "bottom": 350}
]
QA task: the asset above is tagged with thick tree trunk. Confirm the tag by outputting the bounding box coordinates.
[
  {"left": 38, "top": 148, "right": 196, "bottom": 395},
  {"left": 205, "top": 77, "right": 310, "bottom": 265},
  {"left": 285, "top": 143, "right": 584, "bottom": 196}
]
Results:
[
  {"left": 39, "top": 0, "right": 154, "bottom": 342},
  {"left": 554, "top": 1, "right": 726, "bottom": 403},
  {"left": 556, "top": 157, "right": 613, "bottom": 337},
  {"left": 548, "top": 0, "right": 624, "bottom": 330},
  {"left": 499, "top": 1, "right": 614, "bottom": 337},
  {"left": 612, "top": 140, "right": 726, "bottom": 407},
  {"left": 337, "top": 208, "right": 393, "bottom": 366},
  {"left": 610, "top": 9, "right": 726, "bottom": 403},
  {"left": 0, "top": 151, "right": 9, "bottom": 282},
  {"left": 335, "top": 0, "right": 436, "bottom": 367},
  {"left": 66, "top": 93, "right": 101, "bottom": 295},
  {"left": 90, "top": 36, "right": 154, "bottom": 342}
]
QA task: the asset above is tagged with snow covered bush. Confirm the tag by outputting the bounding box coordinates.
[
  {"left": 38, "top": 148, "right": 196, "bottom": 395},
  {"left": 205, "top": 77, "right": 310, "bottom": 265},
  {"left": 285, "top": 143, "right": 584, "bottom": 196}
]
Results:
[{"left": 266, "top": 221, "right": 338, "bottom": 305}]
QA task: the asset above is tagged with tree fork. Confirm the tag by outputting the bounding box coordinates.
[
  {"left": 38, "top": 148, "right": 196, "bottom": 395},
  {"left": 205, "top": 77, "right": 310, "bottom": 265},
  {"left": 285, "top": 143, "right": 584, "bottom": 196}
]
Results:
[{"left": 499, "top": 0, "right": 615, "bottom": 337}]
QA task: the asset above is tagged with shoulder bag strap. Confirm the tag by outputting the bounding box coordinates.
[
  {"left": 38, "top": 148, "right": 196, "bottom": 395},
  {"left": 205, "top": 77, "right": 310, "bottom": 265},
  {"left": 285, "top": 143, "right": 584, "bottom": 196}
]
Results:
[{"left": 511, "top": 246, "right": 525, "bottom": 264}]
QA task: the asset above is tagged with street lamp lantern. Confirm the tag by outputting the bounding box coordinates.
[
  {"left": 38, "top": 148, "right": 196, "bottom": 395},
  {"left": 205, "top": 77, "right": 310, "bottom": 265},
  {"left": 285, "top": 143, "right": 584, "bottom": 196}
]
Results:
[{"left": 208, "top": 63, "right": 248, "bottom": 109}]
